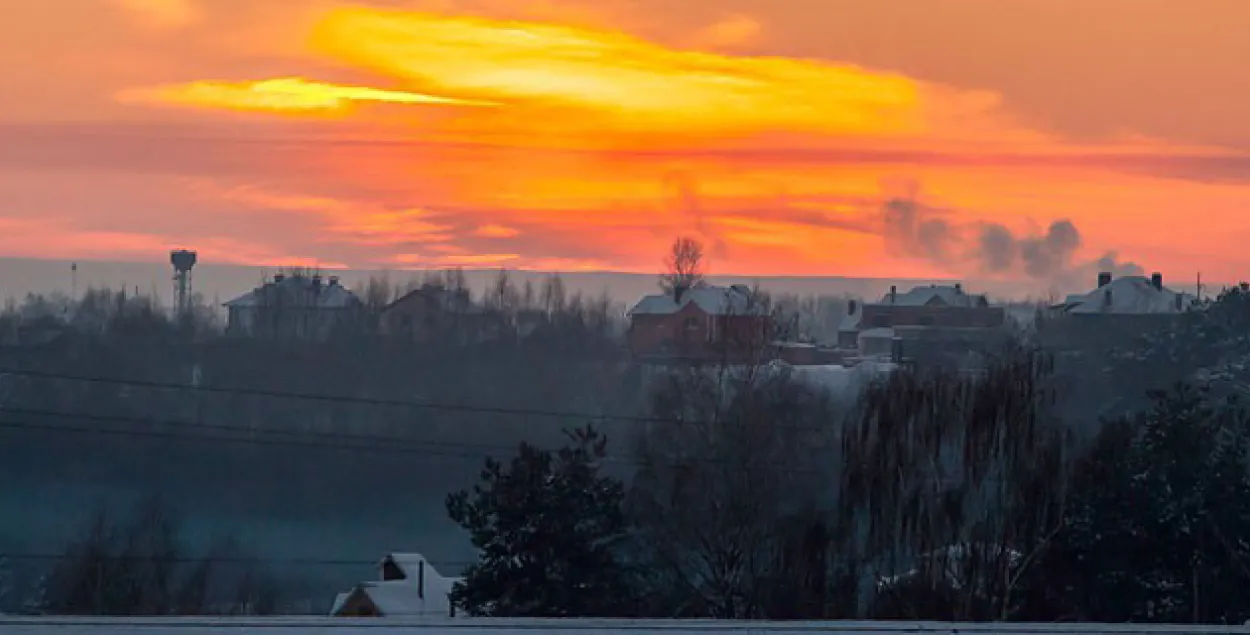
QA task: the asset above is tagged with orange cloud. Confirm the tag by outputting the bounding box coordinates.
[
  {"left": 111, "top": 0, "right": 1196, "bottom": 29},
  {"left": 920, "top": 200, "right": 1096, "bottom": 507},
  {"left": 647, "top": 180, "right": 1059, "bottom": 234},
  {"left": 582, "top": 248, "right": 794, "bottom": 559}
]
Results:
[
  {"left": 85, "top": 4, "right": 1250, "bottom": 284},
  {"left": 474, "top": 224, "right": 521, "bottom": 238},
  {"left": 117, "top": 77, "right": 498, "bottom": 114},
  {"left": 0, "top": 216, "right": 337, "bottom": 268}
]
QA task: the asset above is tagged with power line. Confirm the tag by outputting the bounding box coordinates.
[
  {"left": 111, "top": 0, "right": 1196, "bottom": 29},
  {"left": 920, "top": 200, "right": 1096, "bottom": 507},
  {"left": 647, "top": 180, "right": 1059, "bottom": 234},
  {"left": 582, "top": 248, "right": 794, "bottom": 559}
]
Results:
[
  {"left": 0, "top": 367, "right": 671, "bottom": 426},
  {"left": 0, "top": 404, "right": 528, "bottom": 458},
  {"left": 0, "top": 366, "right": 846, "bottom": 436},
  {"left": 0, "top": 406, "right": 836, "bottom": 475}
]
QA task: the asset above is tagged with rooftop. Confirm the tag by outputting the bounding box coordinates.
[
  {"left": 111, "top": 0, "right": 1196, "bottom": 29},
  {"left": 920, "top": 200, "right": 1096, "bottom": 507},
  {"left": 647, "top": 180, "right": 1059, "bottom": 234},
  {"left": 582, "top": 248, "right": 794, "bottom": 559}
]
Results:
[
  {"left": 628, "top": 285, "right": 769, "bottom": 317},
  {"left": 877, "top": 284, "right": 989, "bottom": 308},
  {"left": 1059, "top": 275, "right": 1197, "bottom": 315},
  {"left": 224, "top": 274, "right": 360, "bottom": 309}
]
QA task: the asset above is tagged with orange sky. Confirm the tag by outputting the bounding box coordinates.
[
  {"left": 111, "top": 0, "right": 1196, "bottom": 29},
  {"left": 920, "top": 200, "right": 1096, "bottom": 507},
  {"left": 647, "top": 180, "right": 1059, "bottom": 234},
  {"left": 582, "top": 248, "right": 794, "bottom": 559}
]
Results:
[{"left": 2, "top": 0, "right": 1250, "bottom": 290}]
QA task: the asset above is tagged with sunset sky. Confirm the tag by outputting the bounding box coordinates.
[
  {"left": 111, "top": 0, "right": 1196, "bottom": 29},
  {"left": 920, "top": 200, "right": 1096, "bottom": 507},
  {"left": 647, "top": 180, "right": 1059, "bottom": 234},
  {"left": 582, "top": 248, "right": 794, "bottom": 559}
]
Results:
[{"left": 3, "top": 0, "right": 1250, "bottom": 288}]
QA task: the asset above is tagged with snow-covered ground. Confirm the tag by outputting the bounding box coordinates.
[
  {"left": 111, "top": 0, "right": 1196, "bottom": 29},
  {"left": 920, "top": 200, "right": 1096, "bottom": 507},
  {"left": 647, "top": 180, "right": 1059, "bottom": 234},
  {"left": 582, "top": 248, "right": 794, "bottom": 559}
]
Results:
[{"left": 6, "top": 617, "right": 1250, "bottom": 634}]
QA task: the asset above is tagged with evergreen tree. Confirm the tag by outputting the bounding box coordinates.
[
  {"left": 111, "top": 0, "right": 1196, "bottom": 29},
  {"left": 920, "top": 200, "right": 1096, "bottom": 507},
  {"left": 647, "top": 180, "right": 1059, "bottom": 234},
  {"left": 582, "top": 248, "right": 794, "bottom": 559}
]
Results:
[
  {"left": 446, "top": 425, "right": 634, "bottom": 617},
  {"left": 1059, "top": 385, "right": 1250, "bottom": 623}
]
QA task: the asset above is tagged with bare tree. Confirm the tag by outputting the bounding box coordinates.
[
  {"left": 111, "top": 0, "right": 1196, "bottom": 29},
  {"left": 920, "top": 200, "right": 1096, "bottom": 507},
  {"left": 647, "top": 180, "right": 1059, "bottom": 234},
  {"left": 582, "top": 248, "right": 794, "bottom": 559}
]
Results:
[
  {"left": 659, "top": 237, "right": 705, "bottom": 301},
  {"left": 629, "top": 356, "right": 839, "bottom": 618}
]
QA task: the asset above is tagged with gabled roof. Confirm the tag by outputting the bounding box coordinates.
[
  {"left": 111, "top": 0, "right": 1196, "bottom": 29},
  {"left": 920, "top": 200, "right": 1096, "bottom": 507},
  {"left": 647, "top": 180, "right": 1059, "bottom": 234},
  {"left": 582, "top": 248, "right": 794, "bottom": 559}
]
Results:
[
  {"left": 224, "top": 275, "right": 360, "bottom": 309},
  {"left": 345, "top": 581, "right": 433, "bottom": 617},
  {"left": 382, "top": 553, "right": 449, "bottom": 581},
  {"left": 383, "top": 286, "right": 484, "bottom": 315},
  {"left": 628, "top": 285, "right": 768, "bottom": 317},
  {"left": 880, "top": 285, "right": 988, "bottom": 308},
  {"left": 1060, "top": 275, "right": 1197, "bottom": 315},
  {"left": 332, "top": 552, "right": 461, "bottom": 618}
]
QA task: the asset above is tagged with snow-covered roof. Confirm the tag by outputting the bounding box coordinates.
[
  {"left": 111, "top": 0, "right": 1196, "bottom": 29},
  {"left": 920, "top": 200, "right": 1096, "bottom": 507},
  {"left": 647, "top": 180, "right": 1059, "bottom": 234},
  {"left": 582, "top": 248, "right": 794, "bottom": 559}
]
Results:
[
  {"left": 329, "top": 592, "right": 349, "bottom": 615},
  {"left": 1061, "top": 276, "right": 1197, "bottom": 315},
  {"left": 628, "top": 285, "right": 767, "bottom": 317},
  {"left": 224, "top": 275, "right": 361, "bottom": 309},
  {"left": 880, "top": 285, "right": 988, "bottom": 308},
  {"left": 332, "top": 553, "right": 461, "bottom": 619},
  {"left": 382, "top": 553, "right": 455, "bottom": 582}
]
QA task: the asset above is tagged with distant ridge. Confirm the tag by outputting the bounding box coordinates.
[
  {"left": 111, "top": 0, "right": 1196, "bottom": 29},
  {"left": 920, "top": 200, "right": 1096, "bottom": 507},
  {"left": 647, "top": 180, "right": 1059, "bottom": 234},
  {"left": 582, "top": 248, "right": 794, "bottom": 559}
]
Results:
[{"left": 0, "top": 256, "right": 1077, "bottom": 308}]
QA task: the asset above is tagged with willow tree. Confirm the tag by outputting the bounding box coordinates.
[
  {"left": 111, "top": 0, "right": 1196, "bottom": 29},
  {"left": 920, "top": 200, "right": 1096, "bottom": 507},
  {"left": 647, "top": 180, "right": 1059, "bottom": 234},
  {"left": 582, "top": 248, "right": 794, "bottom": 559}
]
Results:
[{"left": 843, "top": 343, "right": 1070, "bottom": 620}]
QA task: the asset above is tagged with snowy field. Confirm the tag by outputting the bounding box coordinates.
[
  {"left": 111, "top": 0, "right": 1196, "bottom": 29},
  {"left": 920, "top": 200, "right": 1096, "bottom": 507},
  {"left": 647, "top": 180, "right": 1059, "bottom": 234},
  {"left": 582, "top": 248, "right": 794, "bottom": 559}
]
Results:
[{"left": 5, "top": 618, "right": 1250, "bottom": 635}]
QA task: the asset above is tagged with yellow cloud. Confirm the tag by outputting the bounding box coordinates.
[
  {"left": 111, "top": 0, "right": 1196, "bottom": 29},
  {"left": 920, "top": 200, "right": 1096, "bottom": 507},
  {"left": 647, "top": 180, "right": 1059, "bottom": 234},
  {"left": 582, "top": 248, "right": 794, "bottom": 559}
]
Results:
[
  {"left": 116, "top": 77, "right": 498, "bottom": 114},
  {"left": 307, "top": 8, "right": 929, "bottom": 137}
]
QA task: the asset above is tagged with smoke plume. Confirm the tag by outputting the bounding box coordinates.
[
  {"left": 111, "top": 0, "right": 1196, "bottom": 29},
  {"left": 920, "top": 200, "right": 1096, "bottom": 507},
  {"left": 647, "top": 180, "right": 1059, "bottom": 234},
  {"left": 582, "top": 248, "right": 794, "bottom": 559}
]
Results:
[{"left": 878, "top": 190, "right": 1143, "bottom": 291}]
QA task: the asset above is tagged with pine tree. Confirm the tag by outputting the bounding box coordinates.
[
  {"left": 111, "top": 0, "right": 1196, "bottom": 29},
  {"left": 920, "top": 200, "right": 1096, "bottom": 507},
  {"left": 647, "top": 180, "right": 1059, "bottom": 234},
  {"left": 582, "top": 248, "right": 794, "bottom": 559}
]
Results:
[
  {"left": 446, "top": 425, "right": 634, "bottom": 617},
  {"left": 1059, "top": 385, "right": 1250, "bottom": 623}
]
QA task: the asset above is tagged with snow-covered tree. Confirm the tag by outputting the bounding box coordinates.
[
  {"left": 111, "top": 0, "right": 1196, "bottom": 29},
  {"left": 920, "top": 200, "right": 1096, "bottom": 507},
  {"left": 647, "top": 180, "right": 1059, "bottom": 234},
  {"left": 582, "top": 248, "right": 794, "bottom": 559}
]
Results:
[
  {"left": 447, "top": 425, "right": 635, "bottom": 617},
  {"left": 1057, "top": 385, "right": 1250, "bottom": 623}
]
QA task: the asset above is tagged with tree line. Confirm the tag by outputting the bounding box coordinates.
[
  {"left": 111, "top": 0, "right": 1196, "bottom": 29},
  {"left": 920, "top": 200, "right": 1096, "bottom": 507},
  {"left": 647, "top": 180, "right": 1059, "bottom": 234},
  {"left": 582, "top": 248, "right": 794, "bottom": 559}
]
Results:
[{"left": 445, "top": 332, "right": 1250, "bottom": 623}]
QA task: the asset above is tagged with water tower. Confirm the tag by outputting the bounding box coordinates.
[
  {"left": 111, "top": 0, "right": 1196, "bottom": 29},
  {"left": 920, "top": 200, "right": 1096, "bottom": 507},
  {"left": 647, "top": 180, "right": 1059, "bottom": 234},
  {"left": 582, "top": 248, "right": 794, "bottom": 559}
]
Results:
[{"left": 170, "top": 249, "right": 198, "bottom": 318}]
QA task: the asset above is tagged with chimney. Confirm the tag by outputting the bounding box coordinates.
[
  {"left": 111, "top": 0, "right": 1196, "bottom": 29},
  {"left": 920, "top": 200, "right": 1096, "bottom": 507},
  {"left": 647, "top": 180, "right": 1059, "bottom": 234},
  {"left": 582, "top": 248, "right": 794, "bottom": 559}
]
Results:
[
  {"left": 889, "top": 285, "right": 897, "bottom": 304},
  {"left": 418, "top": 560, "right": 425, "bottom": 599},
  {"left": 847, "top": 300, "right": 858, "bottom": 315},
  {"left": 312, "top": 275, "right": 323, "bottom": 291},
  {"left": 329, "top": 276, "right": 340, "bottom": 287},
  {"left": 1151, "top": 272, "right": 1163, "bottom": 291},
  {"left": 1097, "top": 272, "right": 1112, "bottom": 288},
  {"left": 273, "top": 273, "right": 285, "bottom": 283},
  {"left": 954, "top": 283, "right": 963, "bottom": 294},
  {"left": 1175, "top": 294, "right": 1183, "bottom": 311}
]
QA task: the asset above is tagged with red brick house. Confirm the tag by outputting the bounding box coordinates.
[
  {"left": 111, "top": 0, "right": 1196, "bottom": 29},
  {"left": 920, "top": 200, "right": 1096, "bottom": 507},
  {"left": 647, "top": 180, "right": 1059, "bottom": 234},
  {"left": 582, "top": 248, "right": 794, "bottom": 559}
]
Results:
[{"left": 627, "top": 285, "right": 773, "bottom": 363}]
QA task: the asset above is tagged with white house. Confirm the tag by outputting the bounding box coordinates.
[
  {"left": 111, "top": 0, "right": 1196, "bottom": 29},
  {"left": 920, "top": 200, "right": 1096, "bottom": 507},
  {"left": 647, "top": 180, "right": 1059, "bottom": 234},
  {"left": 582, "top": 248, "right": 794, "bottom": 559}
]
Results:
[
  {"left": 1054, "top": 272, "right": 1198, "bottom": 315},
  {"left": 330, "top": 552, "right": 461, "bottom": 618},
  {"left": 224, "top": 273, "right": 363, "bottom": 340}
]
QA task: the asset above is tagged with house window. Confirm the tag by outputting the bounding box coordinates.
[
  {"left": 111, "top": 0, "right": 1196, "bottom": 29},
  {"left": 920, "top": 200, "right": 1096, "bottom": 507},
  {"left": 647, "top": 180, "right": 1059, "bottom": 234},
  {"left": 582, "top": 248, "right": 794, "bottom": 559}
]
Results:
[{"left": 684, "top": 317, "right": 699, "bottom": 331}]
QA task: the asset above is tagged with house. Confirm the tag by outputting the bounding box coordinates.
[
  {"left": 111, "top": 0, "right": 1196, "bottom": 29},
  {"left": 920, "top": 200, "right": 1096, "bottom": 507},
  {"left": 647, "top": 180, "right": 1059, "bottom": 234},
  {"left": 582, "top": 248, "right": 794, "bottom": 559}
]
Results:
[
  {"left": 224, "top": 273, "right": 363, "bottom": 340},
  {"left": 330, "top": 553, "right": 460, "bottom": 618},
  {"left": 839, "top": 284, "right": 1006, "bottom": 366},
  {"left": 1041, "top": 272, "right": 1199, "bottom": 353},
  {"left": 1053, "top": 272, "right": 1197, "bottom": 315},
  {"left": 379, "top": 285, "right": 502, "bottom": 345},
  {"left": 626, "top": 285, "right": 773, "bottom": 363}
]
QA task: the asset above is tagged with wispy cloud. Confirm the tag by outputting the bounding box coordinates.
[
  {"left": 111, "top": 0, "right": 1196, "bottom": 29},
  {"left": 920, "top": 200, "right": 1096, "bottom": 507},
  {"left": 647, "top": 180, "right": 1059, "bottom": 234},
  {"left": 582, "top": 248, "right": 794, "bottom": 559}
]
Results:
[{"left": 117, "top": 77, "right": 498, "bottom": 114}]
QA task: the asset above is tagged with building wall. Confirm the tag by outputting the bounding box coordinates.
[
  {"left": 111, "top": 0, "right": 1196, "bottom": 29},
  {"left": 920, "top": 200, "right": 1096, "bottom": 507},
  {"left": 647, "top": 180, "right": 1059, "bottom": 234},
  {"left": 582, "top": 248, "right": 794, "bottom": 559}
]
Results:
[
  {"left": 628, "top": 302, "right": 772, "bottom": 363},
  {"left": 380, "top": 292, "right": 502, "bottom": 345},
  {"left": 227, "top": 306, "right": 353, "bottom": 341},
  {"left": 860, "top": 304, "right": 1005, "bottom": 330}
]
